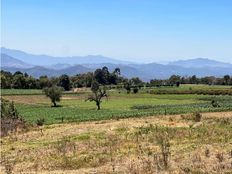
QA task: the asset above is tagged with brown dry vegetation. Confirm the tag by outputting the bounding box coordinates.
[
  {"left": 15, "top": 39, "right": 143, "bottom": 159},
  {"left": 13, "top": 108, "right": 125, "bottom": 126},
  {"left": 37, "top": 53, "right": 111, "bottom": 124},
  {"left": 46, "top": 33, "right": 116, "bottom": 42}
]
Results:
[{"left": 1, "top": 112, "right": 232, "bottom": 174}]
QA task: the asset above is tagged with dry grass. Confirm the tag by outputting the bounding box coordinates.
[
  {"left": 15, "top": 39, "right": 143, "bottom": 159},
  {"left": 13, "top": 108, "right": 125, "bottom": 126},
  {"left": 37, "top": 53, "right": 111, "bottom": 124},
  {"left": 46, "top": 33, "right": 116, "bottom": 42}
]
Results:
[{"left": 1, "top": 112, "right": 232, "bottom": 173}]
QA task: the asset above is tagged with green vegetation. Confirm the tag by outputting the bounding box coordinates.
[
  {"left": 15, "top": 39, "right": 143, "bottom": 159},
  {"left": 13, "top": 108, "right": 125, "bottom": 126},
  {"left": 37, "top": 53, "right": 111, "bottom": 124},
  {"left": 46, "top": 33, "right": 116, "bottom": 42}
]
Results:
[
  {"left": 1, "top": 89, "right": 43, "bottom": 95},
  {"left": 3, "top": 92, "right": 230, "bottom": 124},
  {"left": 43, "top": 86, "right": 63, "bottom": 107}
]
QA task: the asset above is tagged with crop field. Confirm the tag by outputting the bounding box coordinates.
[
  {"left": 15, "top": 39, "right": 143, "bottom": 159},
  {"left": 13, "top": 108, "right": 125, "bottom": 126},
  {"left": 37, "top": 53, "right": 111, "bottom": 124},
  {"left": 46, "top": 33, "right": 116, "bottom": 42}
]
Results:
[
  {"left": 2, "top": 90, "right": 232, "bottom": 125},
  {"left": 1, "top": 85, "right": 232, "bottom": 173}
]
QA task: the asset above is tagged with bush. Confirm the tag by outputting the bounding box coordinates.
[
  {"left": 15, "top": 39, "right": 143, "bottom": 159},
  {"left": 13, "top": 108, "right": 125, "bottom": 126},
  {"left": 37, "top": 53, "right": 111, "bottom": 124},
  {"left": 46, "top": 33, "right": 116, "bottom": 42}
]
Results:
[
  {"left": 36, "top": 118, "right": 45, "bottom": 126},
  {"left": 133, "top": 87, "right": 139, "bottom": 94},
  {"left": 193, "top": 112, "right": 202, "bottom": 122},
  {"left": 181, "top": 112, "right": 202, "bottom": 122},
  {"left": 1, "top": 98, "right": 27, "bottom": 136},
  {"left": 211, "top": 100, "right": 220, "bottom": 107}
]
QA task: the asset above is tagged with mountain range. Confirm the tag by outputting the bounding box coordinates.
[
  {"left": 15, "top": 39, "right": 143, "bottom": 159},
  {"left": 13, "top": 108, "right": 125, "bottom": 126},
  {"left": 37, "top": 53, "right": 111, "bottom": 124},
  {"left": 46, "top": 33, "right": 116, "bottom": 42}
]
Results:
[{"left": 1, "top": 47, "right": 232, "bottom": 81}]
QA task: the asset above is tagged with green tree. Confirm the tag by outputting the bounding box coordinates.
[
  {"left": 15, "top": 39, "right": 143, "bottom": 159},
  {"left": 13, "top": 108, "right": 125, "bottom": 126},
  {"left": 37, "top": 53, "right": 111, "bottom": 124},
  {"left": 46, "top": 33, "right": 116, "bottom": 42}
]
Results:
[
  {"left": 94, "top": 68, "right": 107, "bottom": 85},
  {"left": 26, "top": 76, "right": 37, "bottom": 89},
  {"left": 113, "top": 67, "right": 121, "bottom": 76},
  {"left": 123, "top": 80, "right": 131, "bottom": 94},
  {"left": 169, "top": 75, "right": 181, "bottom": 86},
  {"left": 223, "top": 75, "right": 230, "bottom": 85},
  {"left": 43, "top": 86, "right": 63, "bottom": 107},
  {"left": 87, "top": 81, "right": 107, "bottom": 110},
  {"left": 59, "top": 74, "right": 70, "bottom": 91},
  {"left": 39, "top": 76, "right": 50, "bottom": 88},
  {"left": 131, "top": 77, "right": 143, "bottom": 87},
  {"left": 190, "top": 75, "right": 198, "bottom": 84},
  {"left": 0, "top": 71, "right": 13, "bottom": 88},
  {"left": 12, "top": 74, "right": 26, "bottom": 89}
]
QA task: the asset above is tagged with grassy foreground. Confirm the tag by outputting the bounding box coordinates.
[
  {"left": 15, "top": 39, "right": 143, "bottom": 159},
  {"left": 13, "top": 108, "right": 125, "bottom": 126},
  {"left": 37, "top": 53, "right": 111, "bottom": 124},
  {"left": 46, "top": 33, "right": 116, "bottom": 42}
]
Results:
[{"left": 1, "top": 112, "right": 232, "bottom": 173}]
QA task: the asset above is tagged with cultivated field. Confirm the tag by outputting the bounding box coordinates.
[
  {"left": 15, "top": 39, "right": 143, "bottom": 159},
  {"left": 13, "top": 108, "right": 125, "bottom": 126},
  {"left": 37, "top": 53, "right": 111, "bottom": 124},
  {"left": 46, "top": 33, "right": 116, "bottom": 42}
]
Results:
[
  {"left": 1, "top": 85, "right": 232, "bottom": 173},
  {"left": 2, "top": 86, "right": 232, "bottom": 125}
]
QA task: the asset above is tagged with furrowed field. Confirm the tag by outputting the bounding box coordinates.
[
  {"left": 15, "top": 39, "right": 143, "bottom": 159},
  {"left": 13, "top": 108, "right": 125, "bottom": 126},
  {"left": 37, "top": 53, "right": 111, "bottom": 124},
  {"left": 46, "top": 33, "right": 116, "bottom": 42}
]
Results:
[
  {"left": 1, "top": 85, "right": 232, "bottom": 173},
  {"left": 2, "top": 86, "right": 232, "bottom": 125}
]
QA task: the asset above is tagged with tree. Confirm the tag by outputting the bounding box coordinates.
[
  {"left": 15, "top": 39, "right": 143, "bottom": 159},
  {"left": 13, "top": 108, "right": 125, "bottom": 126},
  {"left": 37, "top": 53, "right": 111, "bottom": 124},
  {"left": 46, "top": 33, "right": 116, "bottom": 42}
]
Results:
[
  {"left": 59, "top": 74, "right": 70, "bottom": 91},
  {"left": 43, "top": 86, "right": 63, "bottom": 107},
  {"left": 201, "top": 76, "right": 215, "bottom": 85},
  {"left": 94, "top": 68, "right": 107, "bottom": 85},
  {"left": 0, "top": 71, "right": 13, "bottom": 88},
  {"left": 123, "top": 80, "right": 131, "bottom": 94},
  {"left": 223, "top": 75, "right": 230, "bottom": 85},
  {"left": 133, "top": 87, "right": 139, "bottom": 94},
  {"left": 113, "top": 68, "right": 121, "bottom": 76},
  {"left": 130, "top": 77, "right": 143, "bottom": 88},
  {"left": 39, "top": 76, "right": 49, "bottom": 89},
  {"left": 190, "top": 75, "right": 198, "bottom": 84},
  {"left": 26, "top": 76, "right": 37, "bottom": 89},
  {"left": 169, "top": 75, "right": 181, "bottom": 86},
  {"left": 87, "top": 81, "right": 107, "bottom": 110},
  {"left": 12, "top": 74, "right": 26, "bottom": 89}
]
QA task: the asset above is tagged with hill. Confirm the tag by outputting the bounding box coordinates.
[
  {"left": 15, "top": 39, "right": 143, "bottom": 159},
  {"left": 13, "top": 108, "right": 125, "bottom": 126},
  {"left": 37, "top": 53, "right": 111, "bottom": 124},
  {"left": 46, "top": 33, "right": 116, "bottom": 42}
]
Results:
[
  {"left": 169, "top": 58, "right": 232, "bottom": 68},
  {"left": 1, "top": 47, "right": 131, "bottom": 65},
  {"left": 1, "top": 48, "right": 232, "bottom": 80},
  {"left": 1, "top": 53, "right": 33, "bottom": 68}
]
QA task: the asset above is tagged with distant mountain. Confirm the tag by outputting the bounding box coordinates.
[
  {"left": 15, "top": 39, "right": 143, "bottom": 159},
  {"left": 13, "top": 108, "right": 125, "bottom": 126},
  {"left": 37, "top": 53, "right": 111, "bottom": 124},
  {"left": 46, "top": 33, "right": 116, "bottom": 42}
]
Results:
[
  {"left": 169, "top": 58, "right": 232, "bottom": 68},
  {"left": 1, "top": 47, "right": 131, "bottom": 66},
  {"left": 1, "top": 53, "right": 33, "bottom": 68},
  {"left": 2, "top": 63, "right": 232, "bottom": 81},
  {"left": 1, "top": 48, "right": 232, "bottom": 80},
  {"left": 47, "top": 63, "right": 71, "bottom": 70},
  {"left": 2, "top": 65, "right": 93, "bottom": 78}
]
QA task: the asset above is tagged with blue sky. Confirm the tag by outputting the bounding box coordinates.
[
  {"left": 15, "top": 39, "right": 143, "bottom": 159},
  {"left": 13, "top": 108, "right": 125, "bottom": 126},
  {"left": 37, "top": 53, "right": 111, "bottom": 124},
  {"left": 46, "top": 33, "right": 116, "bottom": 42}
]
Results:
[{"left": 1, "top": 0, "right": 232, "bottom": 63}]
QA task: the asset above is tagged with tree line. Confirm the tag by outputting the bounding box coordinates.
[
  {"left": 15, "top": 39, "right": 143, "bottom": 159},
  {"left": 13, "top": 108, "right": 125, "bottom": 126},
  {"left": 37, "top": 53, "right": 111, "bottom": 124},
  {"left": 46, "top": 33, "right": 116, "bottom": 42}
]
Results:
[
  {"left": 150, "top": 74, "right": 232, "bottom": 87},
  {"left": 1, "top": 69, "right": 232, "bottom": 90}
]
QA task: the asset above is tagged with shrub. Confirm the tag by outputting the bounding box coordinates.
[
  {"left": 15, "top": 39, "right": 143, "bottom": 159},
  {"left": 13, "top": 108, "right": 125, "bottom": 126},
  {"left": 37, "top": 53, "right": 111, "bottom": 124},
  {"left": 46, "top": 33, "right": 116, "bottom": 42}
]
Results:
[
  {"left": 211, "top": 100, "right": 220, "bottom": 107},
  {"left": 1, "top": 98, "right": 27, "bottom": 136},
  {"left": 156, "top": 131, "right": 171, "bottom": 170},
  {"left": 193, "top": 112, "right": 202, "bottom": 122},
  {"left": 133, "top": 87, "right": 139, "bottom": 94},
  {"left": 181, "top": 112, "right": 202, "bottom": 122},
  {"left": 36, "top": 118, "right": 45, "bottom": 126}
]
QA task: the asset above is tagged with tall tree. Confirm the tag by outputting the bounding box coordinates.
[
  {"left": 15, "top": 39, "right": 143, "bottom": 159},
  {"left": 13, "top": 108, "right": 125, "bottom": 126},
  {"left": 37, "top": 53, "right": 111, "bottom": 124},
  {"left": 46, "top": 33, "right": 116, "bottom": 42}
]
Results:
[
  {"left": 94, "top": 68, "right": 107, "bottom": 85},
  {"left": 223, "top": 75, "right": 230, "bottom": 85},
  {"left": 12, "top": 74, "right": 26, "bottom": 89},
  {"left": 169, "top": 75, "right": 181, "bottom": 86},
  {"left": 59, "top": 74, "right": 70, "bottom": 91}
]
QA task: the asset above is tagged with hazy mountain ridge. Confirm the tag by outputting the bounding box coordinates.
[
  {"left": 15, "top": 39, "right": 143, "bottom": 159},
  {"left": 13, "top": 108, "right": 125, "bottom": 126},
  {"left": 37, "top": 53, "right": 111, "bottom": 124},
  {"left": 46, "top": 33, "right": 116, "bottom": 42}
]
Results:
[
  {"left": 1, "top": 48, "right": 232, "bottom": 80},
  {"left": 1, "top": 53, "right": 33, "bottom": 68},
  {"left": 1, "top": 47, "right": 131, "bottom": 65},
  {"left": 169, "top": 58, "right": 232, "bottom": 68}
]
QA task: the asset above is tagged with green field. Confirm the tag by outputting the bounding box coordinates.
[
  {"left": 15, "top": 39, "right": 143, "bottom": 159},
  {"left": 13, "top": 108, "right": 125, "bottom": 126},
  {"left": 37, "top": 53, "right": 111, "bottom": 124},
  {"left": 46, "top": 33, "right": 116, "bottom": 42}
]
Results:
[
  {"left": 1, "top": 89, "right": 43, "bottom": 95},
  {"left": 1, "top": 84, "right": 232, "bottom": 95},
  {"left": 3, "top": 87, "right": 232, "bottom": 124}
]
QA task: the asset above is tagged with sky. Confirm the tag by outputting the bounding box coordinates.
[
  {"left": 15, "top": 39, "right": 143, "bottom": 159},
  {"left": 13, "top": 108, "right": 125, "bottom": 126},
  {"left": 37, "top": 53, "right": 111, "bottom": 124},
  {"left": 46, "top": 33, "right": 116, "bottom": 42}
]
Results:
[{"left": 1, "top": 0, "right": 232, "bottom": 63}]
